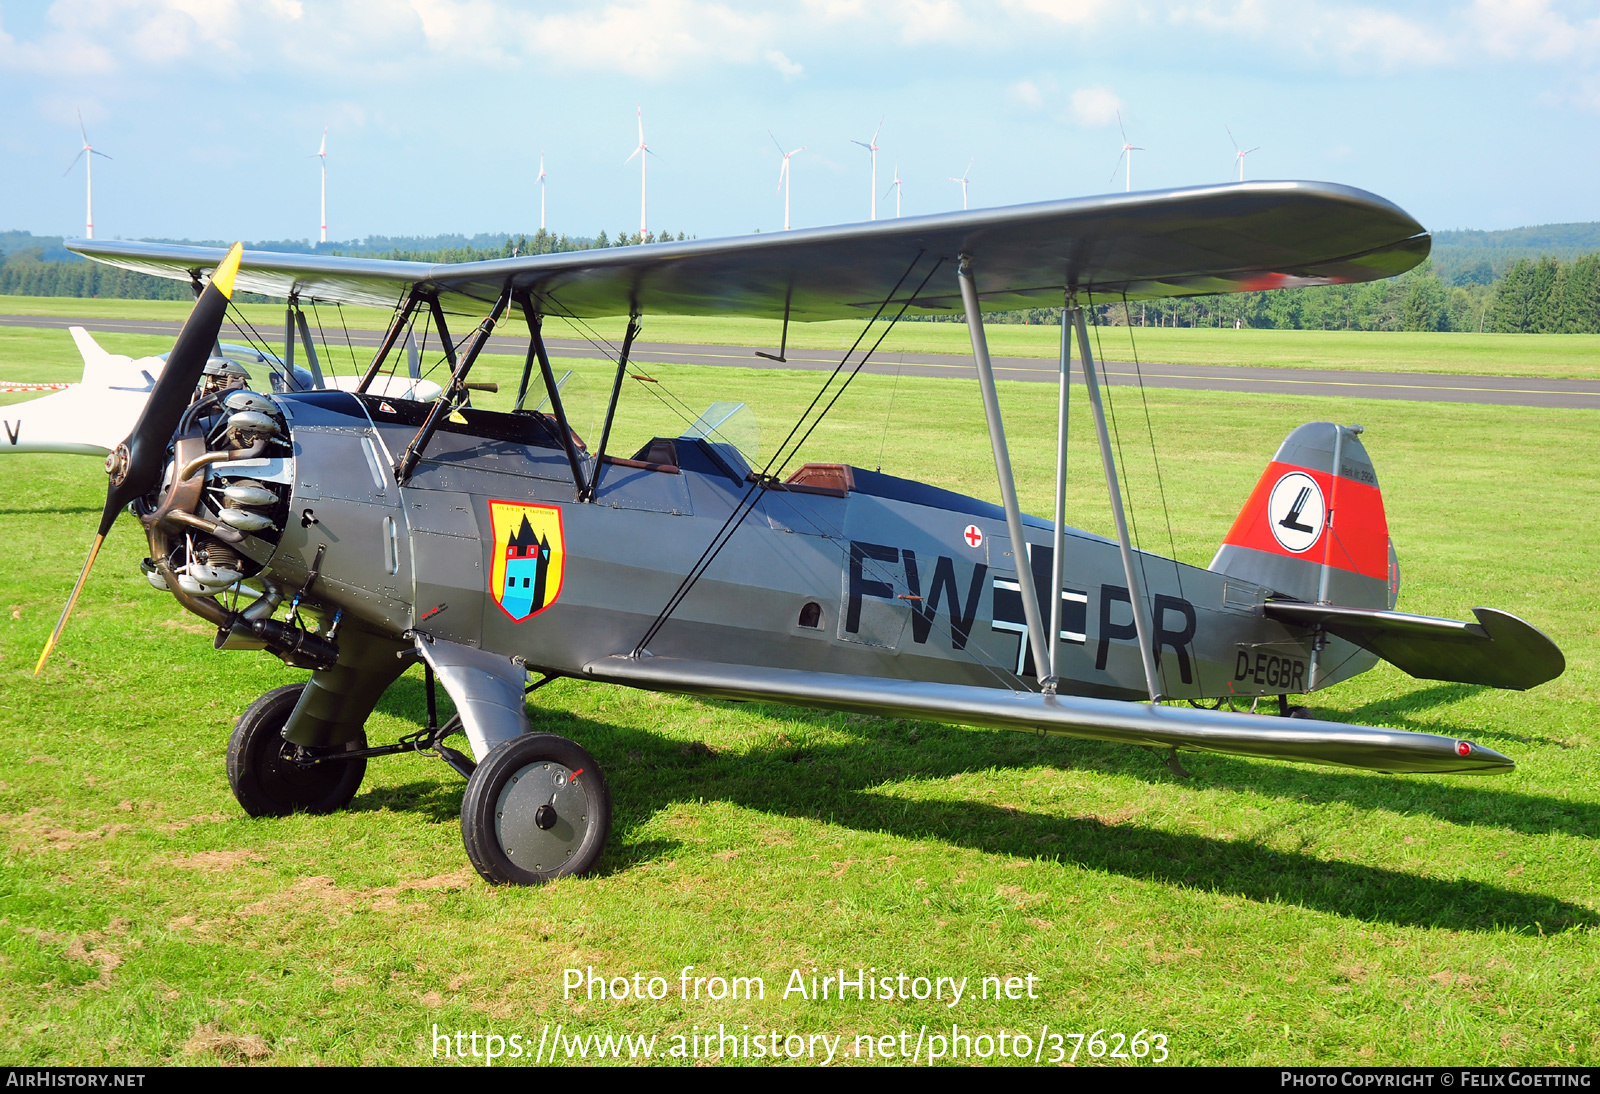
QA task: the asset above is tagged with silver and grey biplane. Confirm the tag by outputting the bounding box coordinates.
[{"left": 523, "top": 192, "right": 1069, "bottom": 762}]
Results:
[{"left": 36, "top": 181, "right": 1564, "bottom": 885}]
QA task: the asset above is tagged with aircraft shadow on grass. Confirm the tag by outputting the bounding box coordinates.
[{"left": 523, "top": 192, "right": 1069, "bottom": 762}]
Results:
[{"left": 355, "top": 678, "right": 1598, "bottom": 934}]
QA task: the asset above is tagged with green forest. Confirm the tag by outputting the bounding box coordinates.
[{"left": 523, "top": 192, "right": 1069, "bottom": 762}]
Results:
[{"left": 1, "top": 227, "right": 1596, "bottom": 334}]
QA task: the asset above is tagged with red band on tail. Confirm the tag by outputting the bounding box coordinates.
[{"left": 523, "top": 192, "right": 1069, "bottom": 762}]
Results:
[{"left": 1223, "top": 461, "right": 1389, "bottom": 581}]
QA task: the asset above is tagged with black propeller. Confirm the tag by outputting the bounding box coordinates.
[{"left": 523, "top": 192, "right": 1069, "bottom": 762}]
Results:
[{"left": 34, "top": 243, "right": 243, "bottom": 675}]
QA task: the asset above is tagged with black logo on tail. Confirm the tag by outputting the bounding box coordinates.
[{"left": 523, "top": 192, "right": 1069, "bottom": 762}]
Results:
[{"left": 1279, "top": 486, "right": 1315, "bottom": 534}]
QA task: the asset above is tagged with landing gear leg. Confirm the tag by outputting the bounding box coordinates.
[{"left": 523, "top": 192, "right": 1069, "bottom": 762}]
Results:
[
  {"left": 1279, "top": 693, "right": 1313, "bottom": 719},
  {"left": 227, "top": 683, "right": 368, "bottom": 816},
  {"left": 459, "top": 734, "right": 611, "bottom": 886}
]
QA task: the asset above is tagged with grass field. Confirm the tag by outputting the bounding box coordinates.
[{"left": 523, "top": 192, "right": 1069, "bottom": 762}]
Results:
[
  {"left": 0, "top": 315, "right": 1597, "bottom": 1066},
  {"left": 5, "top": 294, "right": 1600, "bottom": 379}
]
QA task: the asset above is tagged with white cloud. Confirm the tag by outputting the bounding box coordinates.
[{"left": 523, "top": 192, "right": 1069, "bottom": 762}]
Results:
[
  {"left": 3, "top": 0, "right": 1598, "bottom": 91},
  {"left": 1466, "top": 0, "right": 1600, "bottom": 60},
  {"left": 1071, "top": 85, "right": 1122, "bottom": 126},
  {"left": 1010, "top": 78, "right": 1044, "bottom": 109},
  {"left": 765, "top": 48, "right": 803, "bottom": 79},
  {"left": 1001, "top": 0, "right": 1108, "bottom": 24}
]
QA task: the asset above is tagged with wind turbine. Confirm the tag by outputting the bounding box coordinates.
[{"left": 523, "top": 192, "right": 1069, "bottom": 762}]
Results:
[
  {"left": 313, "top": 127, "right": 328, "bottom": 243},
  {"left": 1227, "top": 126, "right": 1260, "bottom": 182},
  {"left": 771, "top": 131, "right": 806, "bottom": 231},
  {"left": 1110, "top": 111, "right": 1143, "bottom": 192},
  {"left": 624, "top": 106, "right": 656, "bottom": 239},
  {"left": 851, "top": 117, "right": 883, "bottom": 220},
  {"left": 885, "top": 163, "right": 904, "bottom": 218},
  {"left": 64, "top": 111, "right": 111, "bottom": 240},
  {"left": 948, "top": 158, "right": 972, "bottom": 210},
  {"left": 538, "top": 150, "right": 548, "bottom": 232}
]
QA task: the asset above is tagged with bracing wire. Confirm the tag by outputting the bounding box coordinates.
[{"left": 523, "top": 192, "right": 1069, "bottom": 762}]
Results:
[
  {"left": 308, "top": 301, "right": 340, "bottom": 381},
  {"left": 223, "top": 303, "right": 294, "bottom": 389},
  {"left": 1118, "top": 290, "right": 1200, "bottom": 695},
  {"left": 631, "top": 254, "right": 942, "bottom": 658},
  {"left": 1120, "top": 291, "right": 1186, "bottom": 589},
  {"left": 527, "top": 284, "right": 1021, "bottom": 690},
  {"left": 875, "top": 358, "right": 904, "bottom": 473},
  {"left": 334, "top": 303, "right": 360, "bottom": 375},
  {"left": 1087, "top": 293, "right": 1169, "bottom": 695}
]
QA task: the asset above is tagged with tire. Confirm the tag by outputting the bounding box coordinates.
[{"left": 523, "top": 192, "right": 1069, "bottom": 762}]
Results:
[
  {"left": 227, "top": 683, "right": 368, "bottom": 818},
  {"left": 460, "top": 734, "right": 611, "bottom": 886}
]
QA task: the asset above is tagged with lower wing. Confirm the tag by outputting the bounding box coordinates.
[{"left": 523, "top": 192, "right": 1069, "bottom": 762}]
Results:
[{"left": 583, "top": 655, "right": 1511, "bottom": 775}]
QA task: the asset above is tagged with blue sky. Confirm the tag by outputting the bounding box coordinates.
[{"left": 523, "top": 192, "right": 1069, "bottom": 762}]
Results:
[{"left": 2, "top": 0, "right": 1598, "bottom": 244}]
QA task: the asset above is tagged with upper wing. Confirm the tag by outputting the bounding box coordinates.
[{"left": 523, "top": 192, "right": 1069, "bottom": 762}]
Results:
[
  {"left": 584, "top": 655, "right": 1510, "bottom": 775},
  {"left": 68, "top": 180, "right": 1428, "bottom": 321}
]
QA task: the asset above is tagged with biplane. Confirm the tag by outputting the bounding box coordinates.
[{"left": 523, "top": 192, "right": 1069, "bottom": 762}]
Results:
[{"left": 34, "top": 181, "right": 1564, "bottom": 886}]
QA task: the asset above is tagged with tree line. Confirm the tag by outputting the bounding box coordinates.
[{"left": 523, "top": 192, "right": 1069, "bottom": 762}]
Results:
[
  {"left": 1, "top": 233, "right": 1595, "bottom": 334},
  {"left": 912, "top": 254, "right": 1600, "bottom": 334}
]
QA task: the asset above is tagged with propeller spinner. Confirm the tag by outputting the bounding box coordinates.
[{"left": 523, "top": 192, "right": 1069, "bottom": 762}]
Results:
[{"left": 34, "top": 242, "right": 243, "bottom": 674}]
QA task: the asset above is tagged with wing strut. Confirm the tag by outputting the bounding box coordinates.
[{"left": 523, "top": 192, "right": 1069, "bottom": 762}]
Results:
[
  {"left": 515, "top": 291, "right": 586, "bottom": 491},
  {"left": 582, "top": 313, "right": 641, "bottom": 501},
  {"left": 1046, "top": 299, "right": 1071, "bottom": 688},
  {"left": 1071, "top": 301, "right": 1163, "bottom": 701},
  {"left": 395, "top": 285, "right": 510, "bottom": 484},
  {"left": 355, "top": 287, "right": 424, "bottom": 393},
  {"left": 958, "top": 255, "right": 1051, "bottom": 688}
]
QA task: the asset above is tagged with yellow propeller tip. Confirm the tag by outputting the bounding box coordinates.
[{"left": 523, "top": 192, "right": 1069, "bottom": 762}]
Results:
[{"left": 211, "top": 242, "right": 244, "bottom": 300}]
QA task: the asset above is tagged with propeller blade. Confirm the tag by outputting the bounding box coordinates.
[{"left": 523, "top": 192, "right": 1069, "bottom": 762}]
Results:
[
  {"left": 100, "top": 241, "right": 242, "bottom": 536},
  {"left": 770, "top": 130, "right": 786, "bottom": 155},
  {"left": 32, "top": 535, "right": 105, "bottom": 676},
  {"left": 1109, "top": 149, "right": 1127, "bottom": 182},
  {"left": 62, "top": 149, "right": 85, "bottom": 176},
  {"left": 1227, "top": 124, "right": 1240, "bottom": 153},
  {"left": 33, "top": 242, "right": 243, "bottom": 676}
]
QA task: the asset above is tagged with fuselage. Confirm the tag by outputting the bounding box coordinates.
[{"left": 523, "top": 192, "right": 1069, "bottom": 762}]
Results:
[{"left": 240, "top": 390, "right": 1368, "bottom": 703}]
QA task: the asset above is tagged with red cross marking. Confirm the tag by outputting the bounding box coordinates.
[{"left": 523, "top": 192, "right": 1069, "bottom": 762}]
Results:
[{"left": 963, "top": 524, "right": 984, "bottom": 548}]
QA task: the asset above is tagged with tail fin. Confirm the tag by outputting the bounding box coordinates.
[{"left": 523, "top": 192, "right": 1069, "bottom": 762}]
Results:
[
  {"left": 68, "top": 326, "right": 134, "bottom": 387},
  {"left": 1210, "top": 422, "right": 1397, "bottom": 610}
]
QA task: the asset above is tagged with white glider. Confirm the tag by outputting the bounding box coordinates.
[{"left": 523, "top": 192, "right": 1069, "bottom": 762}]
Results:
[{"left": 0, "top": 328, "right": 443, "bottom": 458}]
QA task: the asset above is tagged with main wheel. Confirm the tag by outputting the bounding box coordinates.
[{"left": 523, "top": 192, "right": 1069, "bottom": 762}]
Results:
[
  {"left": 460, "top": 734, "right": 611, "bottom": 886},
  {"left": 227, "top": 683, "right": 368, "bottom": 817}
]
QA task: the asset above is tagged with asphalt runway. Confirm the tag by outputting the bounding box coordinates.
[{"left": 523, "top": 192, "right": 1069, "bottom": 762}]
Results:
[{"left": 5, "top": 312, "right": 1598, "bottom": 410}]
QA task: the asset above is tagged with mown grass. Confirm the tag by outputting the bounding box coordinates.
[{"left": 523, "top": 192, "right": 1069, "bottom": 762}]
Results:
[
  {"left": 5, "top": 294, "right": 1600, "bottom": 379},
  {"left": 0, "top": 319, "right": 1596, "bottom": 1066}
]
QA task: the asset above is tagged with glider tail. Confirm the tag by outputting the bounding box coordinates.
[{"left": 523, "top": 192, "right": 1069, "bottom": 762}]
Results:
[{"left": 1209, "top": 421, "right": 1396, "bottom": 611}]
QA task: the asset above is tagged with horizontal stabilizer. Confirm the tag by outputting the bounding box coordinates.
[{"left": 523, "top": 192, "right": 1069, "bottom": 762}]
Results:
[
  {"left": 1263, "top": 602, "right": 1564, "bottom": 691},
  {"left": 584, "top": 656, "right": 1511, "bottom": 775}
]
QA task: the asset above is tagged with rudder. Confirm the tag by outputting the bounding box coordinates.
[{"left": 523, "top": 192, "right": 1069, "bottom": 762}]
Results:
[{"left": 1210, "top": 422, "right": 1396, "bottom": 610}]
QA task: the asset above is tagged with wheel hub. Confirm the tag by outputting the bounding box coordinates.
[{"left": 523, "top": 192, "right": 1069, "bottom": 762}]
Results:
[{"left": 494, "top": 763, "right": 589, "bottom": 873}]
